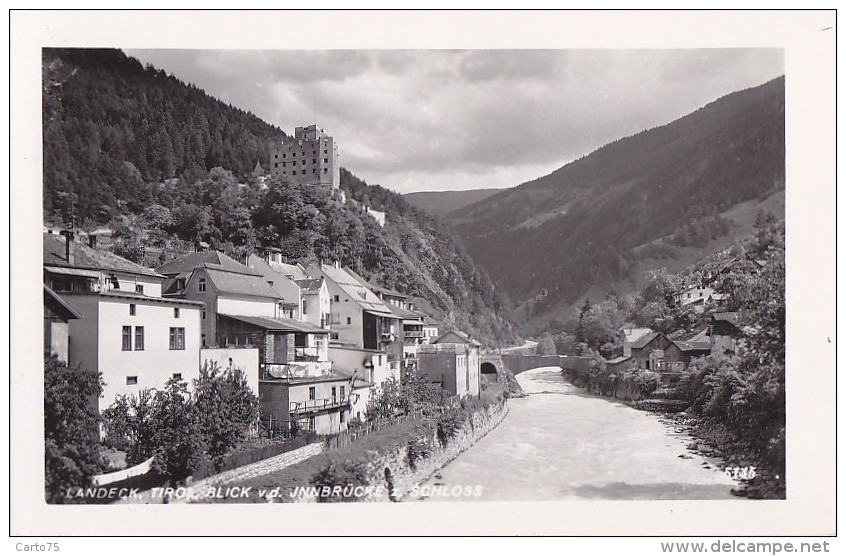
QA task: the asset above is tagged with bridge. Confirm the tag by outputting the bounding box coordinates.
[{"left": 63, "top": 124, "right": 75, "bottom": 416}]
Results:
[{"left": 480, "top": 352, "right": 590, "bottom": 384}]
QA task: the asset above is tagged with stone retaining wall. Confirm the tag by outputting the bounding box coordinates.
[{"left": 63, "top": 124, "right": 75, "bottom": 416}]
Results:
[{"left": 298, "top": 401, "right": 509, "bottom": 503}]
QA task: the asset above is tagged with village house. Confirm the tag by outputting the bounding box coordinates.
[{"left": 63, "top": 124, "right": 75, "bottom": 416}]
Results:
[
  {"left": 417, "top": 330, "right": 481, "bottom": 398},
  {"left": 305, "top": 263, "right": 405, "bottom": 420},
  {"left": 157, "top": 251, "right": 345, "bottom": 433},
  {"left": 709, "top": 311, "right": 745, "bottom": 356},
  {"left": 44, "top": 231, "right": 204, "bottom": 411}
]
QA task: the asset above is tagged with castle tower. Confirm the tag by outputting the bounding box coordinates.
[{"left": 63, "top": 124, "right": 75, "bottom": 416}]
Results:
[{"left": 270, "top": 125, "right": 340, "bottom": 188}]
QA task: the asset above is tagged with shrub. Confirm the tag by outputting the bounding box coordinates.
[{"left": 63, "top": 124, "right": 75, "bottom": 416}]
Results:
[
  {"left": 148, "top": 378, "right": 207, "bottom": 486},
  {"left": 310, "top": 457, "right": 372, "bottom": 503},
  {"left": 406, "top": 437, "right": 433, "bottom": 471},
  {"left": 631, "top": 369, "right": 661, "bottom": 396},
  {"left": 436, "top": 407, "right": 467, "bottom": 447},
  {"left": 44, "top": 355, "right": 104, "bottom": 504}
]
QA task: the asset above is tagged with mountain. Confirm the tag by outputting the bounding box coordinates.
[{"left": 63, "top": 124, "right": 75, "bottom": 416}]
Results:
[
  {"left": 403, "top": 188, "right": 504, "bottom": 219},
  {"left": 41, "top": 48, "right": 517, "bottom": 346},
  {"left": 446, "top": 77, "right": 785, "bottom": 329}
]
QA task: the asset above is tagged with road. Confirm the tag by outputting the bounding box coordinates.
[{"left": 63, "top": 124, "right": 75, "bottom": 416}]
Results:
[{"left": 412, "top": 367, "right": 740, "bottom": 501}]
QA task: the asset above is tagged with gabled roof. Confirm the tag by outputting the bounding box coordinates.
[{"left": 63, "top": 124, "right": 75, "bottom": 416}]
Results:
[
  {"left": 630, "top": 331, "right": 664, "bottom": 350},
  {"left": 44, "top": 233, "right": 162, "bottom": 278},
  {"left": 246, "top": 254, "right": 301, "bottom": 302},
  {"left": 205, "top": 268, "right": 281, "bottom": 299},
  {"left": 268, "top": 260, "right": 308, "bottom": 281},
  {"left": 310, "top": 263, "right": 397, "bottom": 318},
  {"left": 432, "top": 329, "right": 481, "bottom": 347},
  {"left": 422, "top": 315, "right": 440, "bottom": 326},
  {"left": 711, "top": 311, "right": 742, "bottom": 327},
  {"left": 606, "top": 355, "right": 632, "bottom": 365},
  {"left": 391, "top": 305, "right": 424, "bottom": 320},
  {"left": 156, "top": 251, "right": 262, "bottom": 277},
  {"left": 622, "top": 328, "right": 653, "bottom": 344},
  {"left": 344, "top": 268, "right": 408, "bottom": 300},
  {"left": 295, "top": 278, "right": 324, "bottom": 295}
]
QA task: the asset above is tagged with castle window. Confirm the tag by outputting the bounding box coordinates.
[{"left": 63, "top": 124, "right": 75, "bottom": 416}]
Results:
[
  {"left": 274, "top": 163, "right": 278, "bottom": 168},
  {"left": 324, "top": 149, "right": 328, "bottom": 154},
  {"left": 302, "top": 170, "right": 306, "bottom": 175},
  {"left": 312, "top": 159, "right": 316, "bottom": 164},
  {"left": 293, "top": 161, "right": 296, "bottom": 166},
  {"left": 283, "top": 153, "right": 286, "bottom": 158},
  {"left": 313, "top": 169, "right": 316, "bottom": 174},
  {"left": 275, "top": 154, "right": 278, "bottom": 158},
  {"left": 282, "top": 162, "right": 286, "bottom": 167},
  {"left": 324, "top": 158, "right": 328, "bottom": 163},
  {"left": 323, "top": 168, "right": 328, "bottom": 173}
]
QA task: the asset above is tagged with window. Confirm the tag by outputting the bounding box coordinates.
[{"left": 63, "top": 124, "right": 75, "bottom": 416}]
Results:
[
  {"left": 274, "top": 163, "right": 278, "bottom": 169},
  {"left": 333, "top": 294, "right": 339, "bottom": 303},
  {"left": 198, "top": 278, "right": 206, "bottom": 293},
  {"left": 330, "top": 332, "right": 339, "bottom": 340},
  {"left": 340, "top": 410, "right": 345, "bottom": 424},
  {"left": 323, "top": 168, "right": 328, "bottom": 174},
  {"left": 135, "top": 284, "right": 144, "bottom": 294},
  {"left": 202, "top": 333, "right": 206, "bottom": 347},
  {"left": 274, "top": 153, "right": 278, "bottom": 159},
  {"left": 340, "top": 385, "right": 345, "bottom": 400},
  {"left": 134, "top": 326, "right": 145, "bottom": 351},
  {"left": 282, "top": 162, "right": 286, "bottom": 167},
  {"left": 301, "top": 170, "right": 306, "bottom": 175},
  {"left": 302, "top": 299, "right": 307, "bottom": 314},
  {"left": 172, "top": 373, "right": 182, "bottom": 380},
  {"left": 331, "top": 386, "right": 337, "bottom": 402},
  {"left": 346, "top": 317, "right": 351, "bottom": 325},
  {"left": 312, "top": 169, "right": 316, "bottom": 174},
  {"left": 324, "top": 149, "right": 328, "bottom": 154},
  {"left": 174, "top": 307, "right": 180, "bottom": 319},
  {"left": 169, "top": 327, "right": 185, "bottom": 350},
  {"left": 323, "top": 158, "right": 328, "bottom": 163},
  {"left": 308, "top": 387, "right": 316, "bottom": 400},
  {"left": 312, "top": 158, "right": 316, "bottom": 164},
  {"left": 293, "top": 161, "right": 297, "bottom": 166},
  {"left": 122, "top": 326, "right": 132, "bottom": 350},
  {"left": 312, "top": 150, "right": 316, "bottom": 155},
  {"left": 126, "top": 376, "right": 138, "bottom": 385},
  {"left": 282, "top": 153, "right": 286, "bottom": 159},
  {"left": 308, "top": 416, "right": 315, "bottom": 430},
  {"left": 129, "top": 304, "right": 136, "bottom": 316},
  {"left": 202, "top": 309, "right": 206, "bottom": 320}
]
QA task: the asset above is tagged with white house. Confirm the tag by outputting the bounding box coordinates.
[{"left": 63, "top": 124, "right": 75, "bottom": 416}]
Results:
[{"left": 44, "top": 231, "right": 203, "bottom": 411}]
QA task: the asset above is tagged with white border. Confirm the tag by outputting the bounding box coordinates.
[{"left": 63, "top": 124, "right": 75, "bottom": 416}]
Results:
[{"left": 8, "top": 9, "right": 837, "bottom": 537}]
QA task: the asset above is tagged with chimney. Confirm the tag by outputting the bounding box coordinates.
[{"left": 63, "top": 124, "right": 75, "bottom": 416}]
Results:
[{"left": 60, "top": 229, "right": 75, "bottom": 265}]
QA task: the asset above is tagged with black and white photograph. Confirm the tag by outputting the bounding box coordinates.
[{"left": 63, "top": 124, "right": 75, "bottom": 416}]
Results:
[{"left": 9, "top": 9, "right": 836, "bottom": 541}]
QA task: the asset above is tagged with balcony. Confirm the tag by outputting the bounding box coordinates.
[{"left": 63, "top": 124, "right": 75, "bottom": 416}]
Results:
[
  {"left": 404, "top": 330, "right": 424, "bottom": 338},
  {"left": 294, "top": 346, "right": 321, "bottom": 362},
  {"left": 262, "top": 361, "right": 333, "bottom": 380},
  {"left": 289, "top": 396, "right": 352, "bottom": 414}
]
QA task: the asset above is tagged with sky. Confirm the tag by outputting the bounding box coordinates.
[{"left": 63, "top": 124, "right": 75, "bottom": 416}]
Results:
[{"left": 126, "top": 49, "right": 784, "bottom": 194}]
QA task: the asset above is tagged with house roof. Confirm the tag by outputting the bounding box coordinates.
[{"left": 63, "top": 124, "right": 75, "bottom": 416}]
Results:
[
  {"left": 344, "top": 267, "right": 408, "bottom": 300},
  {"left": 672, "top": 340, "right": 711, "bottom": 352},
  {"left": 422, "top": 316, "right": 440, "bottom": 326},
  {"left": 294, "top": 278, "right": 324, "bottom": 295},
  {"left": 44, "top": 285, "right": 81, "bottom": 320},
  {"left": 220, "top": 314, "right": 328, "bottom": 334},
  {"left": 156, "top": 251, "right": 261, "bottom": 277},
  {"left": 204, "top": 268, "right": 281, "bottom": 299},
  {"left": 622, "top": 328, "right": 653, "bottom": 344},
  {"left": 44, "top": 233, "right": 162, "bottom": 278},
  {"left": 712, "top": 311, "right": 742, "bottom": 327},
  {"left": 606, "top": 355, "right": 632, "bottom": 365},
  {"left": 246, "top": 254, "right": 302, "bottom": 302},
  {"left": 268, "top": 260, "right": 308, "bottom": 281},
  {"left": 311, "top": 263, "right": 398, "bottom": 318},
  {"left": 630, "top": 331, "right": 662, "bottom": 349},
  {"left": 391, "top": 305, "right": 423, "bottom": 320},
  {"left": 432, "top": 329, "right": 481, "bottom": 347}
]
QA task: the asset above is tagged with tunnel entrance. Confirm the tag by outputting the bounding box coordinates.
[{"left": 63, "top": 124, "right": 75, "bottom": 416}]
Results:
[{"left": 480, "top": 362, "right": 499, "bottom": 384}]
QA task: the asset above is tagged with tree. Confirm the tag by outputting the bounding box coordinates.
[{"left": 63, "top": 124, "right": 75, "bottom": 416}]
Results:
[
  {"left": 536, "top": 333, "right": 557, "bottom": 356},
  {"left": 148, "top": 378, "right": 206, "bottom": 486},
  {"left": 193, "top": 362, "right": 259, "bottom": 471},
  {"left": 44, "top": 355, "right": 104, "bottom": 503},
  {"left": 365, "top": 368, "right": 449, "bottom": 420}
]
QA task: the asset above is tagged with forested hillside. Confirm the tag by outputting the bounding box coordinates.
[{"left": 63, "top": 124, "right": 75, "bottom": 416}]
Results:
[
  {"left": 447, "top": 77, "right": 785, "bottom": 326},
  {"left": 41, "top": 48, "right": 516, "bottom": 346},
  {"left": 403, "top": 188, "right": 504, "bottom": 219}
]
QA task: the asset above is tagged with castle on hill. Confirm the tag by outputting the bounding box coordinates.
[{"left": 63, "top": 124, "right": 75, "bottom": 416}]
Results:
[{"left": 270, "top": 124, "right": 340, "bottom": 189}]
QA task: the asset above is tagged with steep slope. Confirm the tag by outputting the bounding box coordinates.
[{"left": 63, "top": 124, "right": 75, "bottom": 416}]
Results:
[
  {"left": 446, "top": 77, "right": 785, "bottom": 323},
  {"left": 403, "top": 188, "right": 504, "bottom": 219}
]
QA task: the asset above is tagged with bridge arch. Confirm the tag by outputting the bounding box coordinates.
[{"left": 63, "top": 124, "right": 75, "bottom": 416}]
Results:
[{"left": 480, "top": 361, "right": 499, "bottom": 384}]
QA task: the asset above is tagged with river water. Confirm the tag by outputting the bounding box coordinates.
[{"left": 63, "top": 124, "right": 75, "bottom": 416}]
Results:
[{"left": 412, "top": 367, "right": 740, "bottom": 502}]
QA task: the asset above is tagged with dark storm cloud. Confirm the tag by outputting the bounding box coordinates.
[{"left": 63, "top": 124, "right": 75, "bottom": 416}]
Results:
[{"left": 126, "top": 48, "right": 783, "bottom": 193}]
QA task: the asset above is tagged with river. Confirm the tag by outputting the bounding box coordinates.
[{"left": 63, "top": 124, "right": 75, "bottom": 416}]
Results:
[{"left": 412, "top": 367, "right": 740, "bottom": 501}]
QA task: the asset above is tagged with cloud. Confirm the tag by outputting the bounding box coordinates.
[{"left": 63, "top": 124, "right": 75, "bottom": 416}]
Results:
[{"left": 125, "top": 48, "right": 784, "bottom": 193}]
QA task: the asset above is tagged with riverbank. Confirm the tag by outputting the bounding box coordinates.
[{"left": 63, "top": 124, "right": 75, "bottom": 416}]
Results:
[
  {"left": 559, "top": 369, "right": 778, "bottom": 499},
  {"left": 411, "top": 367, "right": 739, "bottom": 501}
]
